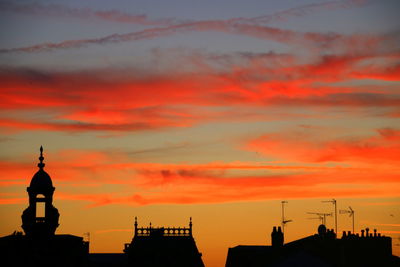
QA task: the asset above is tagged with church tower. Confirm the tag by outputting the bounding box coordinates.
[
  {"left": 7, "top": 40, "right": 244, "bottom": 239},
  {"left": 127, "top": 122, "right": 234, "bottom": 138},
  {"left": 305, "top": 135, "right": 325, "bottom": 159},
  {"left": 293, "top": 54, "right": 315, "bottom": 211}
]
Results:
[{"left": 21, "top": 146, "right": 59, "bottom": 237}]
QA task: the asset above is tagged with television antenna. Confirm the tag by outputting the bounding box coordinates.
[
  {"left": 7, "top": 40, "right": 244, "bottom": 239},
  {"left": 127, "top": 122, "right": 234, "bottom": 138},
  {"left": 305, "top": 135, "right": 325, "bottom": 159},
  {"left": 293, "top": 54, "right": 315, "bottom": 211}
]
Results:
[
  {"left": 307, "top": 212, "right": 332, "bottom": 225},
  {"left": 308, "top": 215, "right": 324, "bottom": 225},
  {"left": 281, "top": 201, "right": 292, "bottom": 235},
  {"left": 322, "top": 199, "right": 337, "bottom": 234},
  {"left": 339, "top": 206, "right": 355, "bottom": 233}
]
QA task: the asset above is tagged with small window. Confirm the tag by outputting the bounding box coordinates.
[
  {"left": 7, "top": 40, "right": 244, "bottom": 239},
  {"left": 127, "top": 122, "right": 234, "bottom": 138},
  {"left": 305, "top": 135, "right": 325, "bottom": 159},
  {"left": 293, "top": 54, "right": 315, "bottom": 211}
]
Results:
[{"left": 36, "top": 202, "right": 45, "bottom": 218}]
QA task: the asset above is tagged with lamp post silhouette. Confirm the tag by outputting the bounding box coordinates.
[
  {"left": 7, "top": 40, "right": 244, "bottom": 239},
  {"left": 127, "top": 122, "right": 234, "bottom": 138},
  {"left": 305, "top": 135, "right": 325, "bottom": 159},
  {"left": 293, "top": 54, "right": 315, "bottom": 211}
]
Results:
[
  {"left": 340, "top": 206, "right": 355, "bottom": 234},
  {"left": 322, "top": 199, "right": 337, "bottom": 234},
  {"left": 281, "top": 201, "right": 292, "bottom": 236}
]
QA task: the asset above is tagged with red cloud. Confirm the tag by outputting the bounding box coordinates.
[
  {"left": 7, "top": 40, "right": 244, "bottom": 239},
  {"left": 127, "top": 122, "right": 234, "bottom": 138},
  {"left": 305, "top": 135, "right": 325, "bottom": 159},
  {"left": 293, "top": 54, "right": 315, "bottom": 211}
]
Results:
[
  {"left": 0, "top": 197, "right": 26, "bottom": 205},
  {"left": 246, "top": 128, "right": 400, "bottom": 164},
  {"left": 351, "top": 63, "right": 400, "bottom": 81},
  {"left": 1, "top": 45, "right": 399, "bottom": 134},
  {"left": 53, "top": 176, "right": 399, "bottom": 207},
  {"left": 1, "top": 148, "right": 399, "bottom": 206}
]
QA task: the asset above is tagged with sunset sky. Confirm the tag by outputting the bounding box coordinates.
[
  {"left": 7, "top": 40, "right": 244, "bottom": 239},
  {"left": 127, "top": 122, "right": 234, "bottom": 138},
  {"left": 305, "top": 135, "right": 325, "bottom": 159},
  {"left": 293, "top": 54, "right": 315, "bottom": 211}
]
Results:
[{"left": 0, "top": 0, "right": 399, "bottom": 266}]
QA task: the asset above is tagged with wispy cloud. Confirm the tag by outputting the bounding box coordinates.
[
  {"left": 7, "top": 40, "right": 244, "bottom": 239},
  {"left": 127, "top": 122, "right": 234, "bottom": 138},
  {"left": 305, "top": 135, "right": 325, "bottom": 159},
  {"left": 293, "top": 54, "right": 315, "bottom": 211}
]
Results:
[
  {"left": 0, "top": 0, "right": 382, "bottom": 54},
  {"left": 1, "top": 147, "right": 399, "bottom": 206},
  {"left": 0, "top": 22, "right": 386, "bottom": 54},
  {"left": 0, "top": 1, "right": 177, "bottom": 26},
  {"left": 242, "top": 0, "right": 371, "bottom": 24},
  {"left": 53, "top": 182, "right": 398, "bottom": 207},
  {"left": 246, "top": 128, "right": 400, "bottom": 164},
  {"left": 1, "top": 42, "right": 399, "bottom": 133},
  {"left": 0, "top": 0, "right": 370, "bottom": 26}
]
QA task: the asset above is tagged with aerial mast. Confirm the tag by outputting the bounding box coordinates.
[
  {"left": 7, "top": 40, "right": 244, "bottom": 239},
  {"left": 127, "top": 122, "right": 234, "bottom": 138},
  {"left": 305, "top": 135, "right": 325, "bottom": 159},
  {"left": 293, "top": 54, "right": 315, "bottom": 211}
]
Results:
[
  {"left": 306, "top": 212, "right": 332, "bottom": 225},
  {"left": 281, "top": 201, "right": 292, "bottom": 235},
  {"left": 307, "top": 215, "right": 324, "bottom": 225},
  {"left": 339, "top": 206, "right": 355, "bottom": 233},
  {"left": 322, "top": 199, "right": 337, "bottom": 234}
]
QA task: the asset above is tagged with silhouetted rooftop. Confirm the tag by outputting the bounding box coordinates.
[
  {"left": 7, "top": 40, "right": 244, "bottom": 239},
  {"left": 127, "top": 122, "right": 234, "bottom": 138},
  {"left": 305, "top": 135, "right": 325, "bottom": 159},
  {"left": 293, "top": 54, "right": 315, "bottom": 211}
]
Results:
[
  {"left": 124, "top": 218, "right": 204, "bottom": 267},
  {"left": 0, "top": 147, "right": 88, "bottom": 267},
  {"left": 226, "top": 225, "right": 399, "bottom": 267},
  {"left": 28, "top": 146, "right": 54, "bottom": 193}
]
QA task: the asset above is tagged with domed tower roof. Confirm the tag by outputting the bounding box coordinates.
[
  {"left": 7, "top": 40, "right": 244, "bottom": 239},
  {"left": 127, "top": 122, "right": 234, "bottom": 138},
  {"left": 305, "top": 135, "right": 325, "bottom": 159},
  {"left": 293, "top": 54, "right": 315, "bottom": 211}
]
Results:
[
  {"left": 30, "top": 170, "right": 53, "bottom": 192},
  {"left": 23, "top": 146, "right": 59, "bottom": 237},
  {"left": 29, "top": 146, "right": 54, "bottom": 194}
]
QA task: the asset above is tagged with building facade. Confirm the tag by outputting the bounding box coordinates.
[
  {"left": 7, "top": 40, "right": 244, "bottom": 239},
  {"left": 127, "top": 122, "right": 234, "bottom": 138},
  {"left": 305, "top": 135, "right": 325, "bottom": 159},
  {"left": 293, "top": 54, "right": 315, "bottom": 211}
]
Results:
[
  {"left": 124, "top": 217, "right": 205, "bottom": 267},
  {"left": 226, "top": 224, "right": 398, "bottom": 267},
  {"left": 0, "top": 147, "right": 89, "bottom": 267}
]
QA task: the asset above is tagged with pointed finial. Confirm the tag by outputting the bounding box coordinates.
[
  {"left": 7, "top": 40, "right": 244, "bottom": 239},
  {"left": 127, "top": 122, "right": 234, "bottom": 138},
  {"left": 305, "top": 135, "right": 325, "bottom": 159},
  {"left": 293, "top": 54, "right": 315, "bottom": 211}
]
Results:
[
  {"left": 189, "top": 217, "right": 193, "bottom": 236},
  {"left": 134, "top": 217, "right": 138, "bottom": 235},
  {"left": 38, "top": 146, "right": 45, "bottom": 169}
]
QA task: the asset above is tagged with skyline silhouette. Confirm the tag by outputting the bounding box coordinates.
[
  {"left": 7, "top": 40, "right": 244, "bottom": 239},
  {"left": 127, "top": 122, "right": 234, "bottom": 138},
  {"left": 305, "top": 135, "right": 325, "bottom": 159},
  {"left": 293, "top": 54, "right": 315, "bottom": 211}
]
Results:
[
  {"left": 0, "top": 147, "right": 399, "bottom": 266},
  {"left": 1, "top": 1, "right": 400, "bottom": 266}
]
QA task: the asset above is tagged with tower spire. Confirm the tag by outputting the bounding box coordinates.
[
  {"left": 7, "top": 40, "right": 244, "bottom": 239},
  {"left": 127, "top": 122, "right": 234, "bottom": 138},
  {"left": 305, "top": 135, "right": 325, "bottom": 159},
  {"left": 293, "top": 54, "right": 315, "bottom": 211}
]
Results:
[
  {"left": 22, "top": 146, "right": 59, "bottom": 237},
  {"left": 134, "top": 217, "right": 138, "bottom": 236},
  {"left": 38, "top": 146, "right": 45, "bottom": 169},
  {"left": 189, "top": 217, "right": 193, "bottom": 236}
]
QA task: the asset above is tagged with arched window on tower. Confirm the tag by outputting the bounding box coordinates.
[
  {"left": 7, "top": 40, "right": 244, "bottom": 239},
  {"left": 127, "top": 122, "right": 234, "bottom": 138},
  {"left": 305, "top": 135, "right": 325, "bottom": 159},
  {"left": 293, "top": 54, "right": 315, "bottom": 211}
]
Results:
[{"left": 36, "top": 194, "right": 45, "bottom": 219}]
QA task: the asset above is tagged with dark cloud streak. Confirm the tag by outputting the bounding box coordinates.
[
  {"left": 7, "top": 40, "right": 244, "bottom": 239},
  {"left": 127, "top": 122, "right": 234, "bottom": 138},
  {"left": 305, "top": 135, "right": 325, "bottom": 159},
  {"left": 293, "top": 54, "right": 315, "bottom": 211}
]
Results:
[
  {"left": 0, "top": 1, "right": 177, "bottom": 26},
  {"left": 0, "top": 0, "right": 370, "bottom": 26},
  {"left": 0, "top": 0, "right": 378, "bottom": 54}
]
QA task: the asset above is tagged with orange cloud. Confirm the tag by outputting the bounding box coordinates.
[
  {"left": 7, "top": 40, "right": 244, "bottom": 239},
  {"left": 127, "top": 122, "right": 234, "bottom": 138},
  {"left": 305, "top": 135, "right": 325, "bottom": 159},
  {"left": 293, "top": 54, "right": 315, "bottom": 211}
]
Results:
[
  {"left": 351, "top": 63, "right": 400, "bottom": 81},
  {"left": 246, "top": 128, "right": 400, "bottom": 164},
  {"left": 0, "top": 198, "right": 26, "bottom": 205},
  {"left": 52, "top": 179, "right": 398, "bottom": 207},
  {"left": 1, "top": 148, "right": 399, "bottom": 206},
  {"left": 1, "top": 43, "right": 399, "bottom": 133}
]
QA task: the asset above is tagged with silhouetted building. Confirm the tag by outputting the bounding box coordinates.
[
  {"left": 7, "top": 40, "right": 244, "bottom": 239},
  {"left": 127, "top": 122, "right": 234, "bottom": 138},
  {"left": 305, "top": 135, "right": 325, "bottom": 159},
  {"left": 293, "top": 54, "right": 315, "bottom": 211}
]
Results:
[
  {"left": 124, "top": 217, "right": 204, "bottom": 267},
  {"left": 22, "top": 146, "right": 60, "bottom": 237},
  {"left": 0, "top": 147, "right": 89, "bottom": 267},
  {"left": 226, "top": 225, "right": 399, "bottom": 267}
]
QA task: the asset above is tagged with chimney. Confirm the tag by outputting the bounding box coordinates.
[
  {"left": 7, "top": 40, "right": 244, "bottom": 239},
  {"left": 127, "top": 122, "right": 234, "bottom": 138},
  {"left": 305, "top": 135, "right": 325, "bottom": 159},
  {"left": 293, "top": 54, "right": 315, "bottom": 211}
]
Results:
[{"left": 271, "top": 226, "right": 283, "bottom": 247}]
